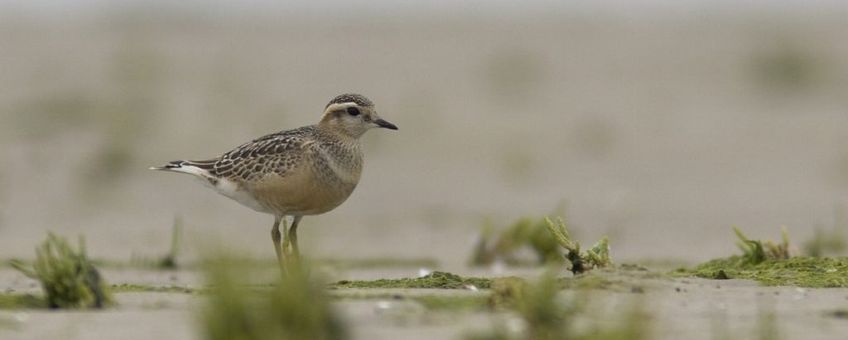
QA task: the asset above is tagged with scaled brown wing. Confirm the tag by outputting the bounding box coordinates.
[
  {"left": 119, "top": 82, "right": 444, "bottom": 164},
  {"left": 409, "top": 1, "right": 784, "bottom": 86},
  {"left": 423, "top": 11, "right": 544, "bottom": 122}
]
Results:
[{"left": 209, "top": 126, "right": 316, "bottom": 182}]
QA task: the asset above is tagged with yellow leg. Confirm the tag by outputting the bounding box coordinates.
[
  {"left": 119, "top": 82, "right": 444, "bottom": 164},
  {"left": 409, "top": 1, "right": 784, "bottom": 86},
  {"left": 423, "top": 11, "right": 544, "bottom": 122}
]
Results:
[
  {"left": 271, "top": 216, "right": 286, "bottom": 275},
  {"left": 288, "top": 216, "right": 303, "bottom": 261}
]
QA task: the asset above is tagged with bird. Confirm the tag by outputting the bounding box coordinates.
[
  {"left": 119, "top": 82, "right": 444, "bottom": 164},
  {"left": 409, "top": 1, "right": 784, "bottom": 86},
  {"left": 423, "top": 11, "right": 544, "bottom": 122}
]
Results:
[{"left": 151, "top": 93, "right": 397, "bottom": 273}]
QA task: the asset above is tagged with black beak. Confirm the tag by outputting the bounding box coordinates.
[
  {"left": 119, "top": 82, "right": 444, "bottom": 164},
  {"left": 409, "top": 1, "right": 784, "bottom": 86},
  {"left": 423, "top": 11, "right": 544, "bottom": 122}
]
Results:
[{"left": 374, "top": 118, "right": 398, "bottom": 130}]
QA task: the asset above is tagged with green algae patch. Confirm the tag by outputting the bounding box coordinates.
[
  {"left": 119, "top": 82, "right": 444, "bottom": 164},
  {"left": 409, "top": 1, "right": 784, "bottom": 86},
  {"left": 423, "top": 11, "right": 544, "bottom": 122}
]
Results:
[
  {"left": 677, "top": 256, "right": 848, "bottom": 287},
  {"left": 674, "top": 227, "right": 848, "bottom": 287},
  {"left": 110, "top": 284, "right": 197, "bottom": 294},
  {"left": 0, "top": 293, "right": 46, "bottom": 309},
  {"left": 332, "top": 271, "right": 493, "bottom": 289}
]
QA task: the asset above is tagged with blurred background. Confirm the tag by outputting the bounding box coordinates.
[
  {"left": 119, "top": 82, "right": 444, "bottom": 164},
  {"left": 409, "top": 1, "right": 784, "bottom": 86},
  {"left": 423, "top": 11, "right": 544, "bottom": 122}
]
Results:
[{"left": 1, "top": 0, "right": 847, "bottom": 266}]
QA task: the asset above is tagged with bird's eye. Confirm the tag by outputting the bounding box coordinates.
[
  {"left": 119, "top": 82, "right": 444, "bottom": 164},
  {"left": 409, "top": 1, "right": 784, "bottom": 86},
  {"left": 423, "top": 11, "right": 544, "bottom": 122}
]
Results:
[{"left": 346, "top": 107, "right": 361, "bottom": 116}]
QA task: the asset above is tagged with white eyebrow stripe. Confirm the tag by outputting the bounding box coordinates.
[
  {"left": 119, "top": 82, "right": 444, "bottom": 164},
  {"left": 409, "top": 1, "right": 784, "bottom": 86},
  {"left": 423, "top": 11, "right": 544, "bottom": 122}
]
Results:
[{"left": 325, "top": 102, "right": 358, "bottom": 112}]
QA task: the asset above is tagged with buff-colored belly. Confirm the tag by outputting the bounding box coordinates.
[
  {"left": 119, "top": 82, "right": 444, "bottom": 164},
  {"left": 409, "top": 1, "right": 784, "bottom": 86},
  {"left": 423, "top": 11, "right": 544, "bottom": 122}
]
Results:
[{"left": 249, "top": 167, "right": 357, "bottom": 216}]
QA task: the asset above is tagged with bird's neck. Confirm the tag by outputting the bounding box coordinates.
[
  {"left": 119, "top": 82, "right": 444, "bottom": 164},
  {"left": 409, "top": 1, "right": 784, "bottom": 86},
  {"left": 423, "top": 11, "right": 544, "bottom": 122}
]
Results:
[
  {"left": 313, "top": 125, "right": 361, "bottom": 155},
  {"left": 317, "top": 121, "right": 365, "bottom": 141},
  {"left": 311, "top": 127, "right": 363, "bottom": 185}
]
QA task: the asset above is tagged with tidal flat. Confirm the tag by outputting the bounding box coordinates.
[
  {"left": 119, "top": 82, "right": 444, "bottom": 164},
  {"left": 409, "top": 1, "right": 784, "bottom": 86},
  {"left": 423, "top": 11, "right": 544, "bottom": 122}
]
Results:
[{"left": 2, "top": 261, "right": 848, "bottom": 340}]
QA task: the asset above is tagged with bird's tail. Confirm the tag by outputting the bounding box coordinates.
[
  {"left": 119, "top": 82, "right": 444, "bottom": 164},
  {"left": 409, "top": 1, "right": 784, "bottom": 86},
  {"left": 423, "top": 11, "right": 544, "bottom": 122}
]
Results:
[{"left": 150, "top": 159, "right": 216, "bottom": 175}]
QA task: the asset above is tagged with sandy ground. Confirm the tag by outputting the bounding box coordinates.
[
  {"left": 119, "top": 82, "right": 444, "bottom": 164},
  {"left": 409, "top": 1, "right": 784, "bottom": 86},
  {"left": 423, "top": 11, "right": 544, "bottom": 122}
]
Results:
[{"left": 3, "top": 266, "right": 848, "bottom": 340}]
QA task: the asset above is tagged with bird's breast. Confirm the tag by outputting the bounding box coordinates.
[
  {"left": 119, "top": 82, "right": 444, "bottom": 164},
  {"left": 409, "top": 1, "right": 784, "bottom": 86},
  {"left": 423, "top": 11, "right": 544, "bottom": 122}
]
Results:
[{"left": 250, "top": 161, "right": 359, "bottom": 216}]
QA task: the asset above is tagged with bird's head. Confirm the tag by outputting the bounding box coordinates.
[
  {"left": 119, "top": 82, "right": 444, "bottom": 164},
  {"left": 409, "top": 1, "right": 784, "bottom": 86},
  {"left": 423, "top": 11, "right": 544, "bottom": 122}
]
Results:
[{"left": 319, "top": 93, "right": 398, "bottom": 138}]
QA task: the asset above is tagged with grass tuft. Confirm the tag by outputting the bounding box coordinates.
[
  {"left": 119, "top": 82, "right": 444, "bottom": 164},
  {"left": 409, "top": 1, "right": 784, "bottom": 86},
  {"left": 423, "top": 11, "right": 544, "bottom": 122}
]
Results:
[
  {"left": 545, "top": 217, "right": 612, "bottom": 274},
  {"left": 9, "top": 233, "right": 111, "bottom": 309},
  {"left": 487, "top": 277, "right": 528, "bottom": 310},
  {"left": 516, "top": 272, "right": 577, "bottom": 340},
  {"left": 733, "top": 226, "right": 790, "bottom": 264},
  {"left": 158, "top": 217, "right": 183, "bottom": 269},
  {"left": 468, "top": 271, "right": 650, "bottom": 340},
  {"left": 201, "top": 257, "right": 348, "bottom": 340},
  {"left": 469, "top": 216, "right": 563, "bottom": 266},
  {"left": 468, "top": 214, "right": 613, "bottom": 272},
  {"left": 129, "top": 218, "right": 183, "bottom": 269}
]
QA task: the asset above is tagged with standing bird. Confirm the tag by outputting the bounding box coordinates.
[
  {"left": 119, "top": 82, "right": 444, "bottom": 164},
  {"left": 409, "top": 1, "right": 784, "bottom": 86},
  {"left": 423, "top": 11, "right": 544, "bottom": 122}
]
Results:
[{"left": 151, "top": 94, "right": 397, "bottom": 272}]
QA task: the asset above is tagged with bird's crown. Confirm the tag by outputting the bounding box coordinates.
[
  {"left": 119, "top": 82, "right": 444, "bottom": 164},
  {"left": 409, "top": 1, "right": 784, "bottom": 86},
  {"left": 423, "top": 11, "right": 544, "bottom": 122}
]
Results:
[{"left": 325, "top": 93, "right": 374, "bottom": 108}]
